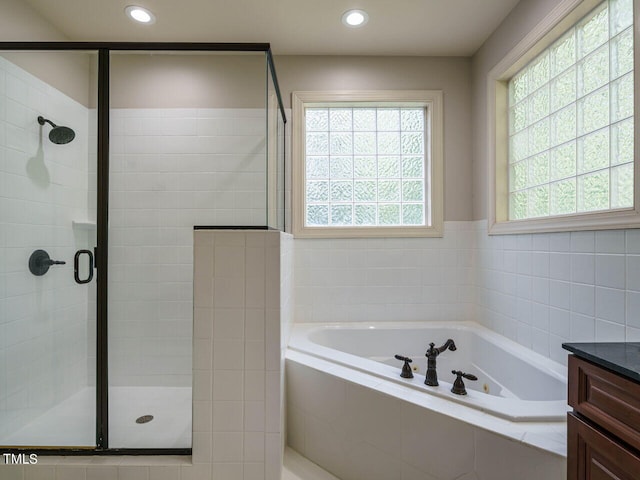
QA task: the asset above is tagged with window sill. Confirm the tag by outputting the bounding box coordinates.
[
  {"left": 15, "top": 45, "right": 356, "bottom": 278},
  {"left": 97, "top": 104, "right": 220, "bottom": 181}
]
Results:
[
  {"left": 488, "top": 208, "right": 640, "bottom": 235},
  {"left": 292, "top": 224, "right": 443, "bottom": 238}
]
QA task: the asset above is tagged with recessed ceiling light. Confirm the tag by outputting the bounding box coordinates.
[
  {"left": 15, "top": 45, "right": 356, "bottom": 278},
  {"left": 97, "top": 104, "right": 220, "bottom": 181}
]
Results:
[
  {"left": 342, "top": 9, "right": 368, "bottom": 28},
  {"left": 125, "top": 5, "right": 156, "bottom": 24}
]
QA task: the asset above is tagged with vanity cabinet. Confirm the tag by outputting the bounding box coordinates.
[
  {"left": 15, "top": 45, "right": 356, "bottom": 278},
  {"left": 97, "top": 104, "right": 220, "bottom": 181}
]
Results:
[{"left": 567, "top": 354, "right": 640, "bottom": 480}]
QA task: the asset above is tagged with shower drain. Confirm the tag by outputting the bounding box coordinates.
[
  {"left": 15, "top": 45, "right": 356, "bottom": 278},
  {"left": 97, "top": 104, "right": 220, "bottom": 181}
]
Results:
[{"left": 135, "top": 415, "right": 154, "bottom": 424}]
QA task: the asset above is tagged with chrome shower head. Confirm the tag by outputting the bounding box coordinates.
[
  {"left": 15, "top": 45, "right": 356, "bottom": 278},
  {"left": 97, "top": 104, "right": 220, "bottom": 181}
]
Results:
[{"left": 37, "top": 116, "right": 76, "bottom": 145}]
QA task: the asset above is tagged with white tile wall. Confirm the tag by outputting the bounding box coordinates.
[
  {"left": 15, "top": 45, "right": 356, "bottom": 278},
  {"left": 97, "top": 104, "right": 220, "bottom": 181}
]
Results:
[
  {"left": 474, "top": 221, "right": 640, "bottom": 364},
  {"left": 292, "top": 218, "right": 638, "bottom": 367},
  {"left": 280, "top": 234, "right": 294, "bottom": 352},
  {"left": 191, "top": 230, "right": 286, "bottom": 480},
  {"left": 108, "top": 107, "right": 268, "bottom": 388},
  {"left": 0, "top": 56, "right": 94, "bottom": 441},
  {"left": 293, "top": 222, "right": 474, "bottom": 323}
]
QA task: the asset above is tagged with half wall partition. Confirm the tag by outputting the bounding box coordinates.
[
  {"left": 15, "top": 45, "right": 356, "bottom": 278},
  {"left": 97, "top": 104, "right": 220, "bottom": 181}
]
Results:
[{"left": 0, "top": 43, "right": 286, "bottom": 454}]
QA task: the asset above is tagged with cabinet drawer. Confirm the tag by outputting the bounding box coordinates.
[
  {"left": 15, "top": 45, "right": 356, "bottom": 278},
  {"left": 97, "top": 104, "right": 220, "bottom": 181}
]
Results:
[
  {"left": 569, "top": 355, "right": 640, "bottom": 452},
  {"left": 568, "top": 413, "right": 640, "bottom": 480}
]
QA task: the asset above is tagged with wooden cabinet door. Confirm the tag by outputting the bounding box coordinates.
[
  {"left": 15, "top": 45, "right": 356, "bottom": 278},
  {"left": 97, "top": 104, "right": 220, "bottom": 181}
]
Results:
[
  {"left": 568, "top": 413, "right": 640, "bottom": 480},
  {"left": 568, "top": 355, "right": 640, "bottom": 453}
]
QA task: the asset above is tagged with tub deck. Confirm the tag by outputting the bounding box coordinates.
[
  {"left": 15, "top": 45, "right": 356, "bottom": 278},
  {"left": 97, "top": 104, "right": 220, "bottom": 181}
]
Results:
[{"left": 289, "top": 321, "right": 569, "bottom": 422}]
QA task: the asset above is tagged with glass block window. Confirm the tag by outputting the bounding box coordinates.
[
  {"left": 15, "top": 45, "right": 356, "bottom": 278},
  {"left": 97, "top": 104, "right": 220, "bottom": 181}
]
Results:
[
  {"left": 507, "top": 0, "right": 633, "bottom": 220},
  {"left": 304, "top": 107, "right": 426, "bottom": 227}
]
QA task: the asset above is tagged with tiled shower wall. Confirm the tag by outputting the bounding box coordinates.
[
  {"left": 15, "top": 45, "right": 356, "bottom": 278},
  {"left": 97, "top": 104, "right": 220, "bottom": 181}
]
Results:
[
  {"left": 0, "top": 57, "right": 92, "bottom": 435},
  {"left": 293, "top": 222, "right": 474, "bottom": 323},
  {"left": 108, "top": 108, "right": 267, "bottom": 387},
  {"left": 473, "top": 220, "right": 640, "bottom": 365}
]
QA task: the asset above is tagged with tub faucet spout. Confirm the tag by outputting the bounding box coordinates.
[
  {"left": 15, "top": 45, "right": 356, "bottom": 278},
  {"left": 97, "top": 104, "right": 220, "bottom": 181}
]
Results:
[{"left": 424, "top": 339, "right": 456, "bottom": 386}]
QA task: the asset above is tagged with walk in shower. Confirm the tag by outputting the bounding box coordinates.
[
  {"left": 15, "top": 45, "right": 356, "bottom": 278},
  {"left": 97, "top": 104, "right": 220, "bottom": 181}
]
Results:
[{"left": 0, "top": 44, "right": 285, "bottom": 452}]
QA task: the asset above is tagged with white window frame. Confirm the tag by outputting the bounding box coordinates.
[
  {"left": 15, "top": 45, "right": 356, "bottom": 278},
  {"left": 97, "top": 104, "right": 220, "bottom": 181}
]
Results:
[
  {"left": 488, "top": 0, "right": 640, "bottom": 234},
  {"left": 291, "top": 90, "right": 444, "bottom": 238}
]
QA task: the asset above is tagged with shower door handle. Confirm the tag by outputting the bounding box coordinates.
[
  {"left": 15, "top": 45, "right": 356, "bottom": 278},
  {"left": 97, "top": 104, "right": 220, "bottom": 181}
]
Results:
[{"left": 74, "top": 249, "right": 94, "bottom": 284}]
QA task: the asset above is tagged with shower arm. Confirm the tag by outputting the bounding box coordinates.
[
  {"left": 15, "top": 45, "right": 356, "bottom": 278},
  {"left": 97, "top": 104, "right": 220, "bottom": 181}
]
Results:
[{"left": 37, "top": 116, "right": 58, "bottom": 128}]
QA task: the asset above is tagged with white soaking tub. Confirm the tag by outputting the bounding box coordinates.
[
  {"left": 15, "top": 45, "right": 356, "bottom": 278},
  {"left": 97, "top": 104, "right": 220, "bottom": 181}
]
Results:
[
  {"left": 288, "top": 321, "right": 568, "bottom": 422},
  {"left": 286, "top": 321, "right": 568, "bottom": 480}
]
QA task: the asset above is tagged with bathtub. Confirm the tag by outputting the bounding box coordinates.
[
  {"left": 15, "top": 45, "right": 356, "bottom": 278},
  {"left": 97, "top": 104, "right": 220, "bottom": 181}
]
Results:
[
  {"left": 286, "top": 321, "right": 568, "bottom": 479},
  {"left": 288, "top": 321, "right": 568, "bottom": 422}
]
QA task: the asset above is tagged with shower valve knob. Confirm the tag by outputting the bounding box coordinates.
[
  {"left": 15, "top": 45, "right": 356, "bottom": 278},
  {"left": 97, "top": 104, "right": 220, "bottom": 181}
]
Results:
[{"left": 29, "top": 249, "right": 65, "bottom": 276}]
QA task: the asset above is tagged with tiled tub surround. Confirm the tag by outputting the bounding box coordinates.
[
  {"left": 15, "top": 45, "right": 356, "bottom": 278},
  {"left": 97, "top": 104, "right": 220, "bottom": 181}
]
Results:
[
  {"left": 287, "top": 353, "right": 566, "bottom": 480},
  {"left": 293, "top": 221, "right": 475, "bottom": 324},
  {"left": 293, "top": 220, "right": 640, "bottom": 366},
  {"left": 473, "top": 221, "right": 640, "bottom": 365},
  {"left": 0, "top": 56, "right": 94, "bottom": 444},
  {"left": 286, "top": 320, "right": 567, "bottom": 480}
]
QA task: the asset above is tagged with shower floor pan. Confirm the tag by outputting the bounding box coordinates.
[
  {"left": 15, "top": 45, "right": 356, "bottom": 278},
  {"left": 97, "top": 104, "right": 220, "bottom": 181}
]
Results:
[{"left": 2, "top": 386, "right": 192, "bottom": 449}]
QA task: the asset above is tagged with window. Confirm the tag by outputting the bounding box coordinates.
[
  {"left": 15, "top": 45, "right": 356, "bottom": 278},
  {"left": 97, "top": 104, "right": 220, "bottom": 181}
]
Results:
[
  {"left": 292, "top": 91, "right": 443, "bottom": 238},
  {"left": 489, "top": 0, "right": 637, "bottom": 234}
]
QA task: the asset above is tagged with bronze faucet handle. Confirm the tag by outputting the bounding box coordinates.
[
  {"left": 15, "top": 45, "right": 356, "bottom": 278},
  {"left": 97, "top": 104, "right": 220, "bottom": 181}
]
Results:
[
  {"left": 451, "top": 370, "right": 477, "bottom": 381},
  {"left": 394, "top": 354, "right": 414, "bottom": 379},
  {"left": 451, "top": 370, "right": 477, "bottom": 395},
  {"left": 394, "top": 354, "right": 412, "bottom": 363}
]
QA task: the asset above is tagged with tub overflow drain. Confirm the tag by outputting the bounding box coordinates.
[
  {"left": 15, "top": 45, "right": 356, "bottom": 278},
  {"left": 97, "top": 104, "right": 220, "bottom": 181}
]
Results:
[{"left": 136, "top": 415, "right": 154, "bottom": 424}]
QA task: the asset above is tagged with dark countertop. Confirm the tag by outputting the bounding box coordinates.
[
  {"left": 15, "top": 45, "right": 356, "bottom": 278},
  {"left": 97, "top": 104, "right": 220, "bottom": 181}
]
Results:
[{"left": 563, "top": 342, "right": 640, "bottom": 383}]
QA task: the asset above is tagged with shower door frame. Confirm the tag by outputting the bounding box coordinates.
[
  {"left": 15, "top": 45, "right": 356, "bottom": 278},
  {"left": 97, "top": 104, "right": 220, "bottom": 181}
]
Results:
[{"left": 0, "top": 42, "right": 287, "bottom": 456}]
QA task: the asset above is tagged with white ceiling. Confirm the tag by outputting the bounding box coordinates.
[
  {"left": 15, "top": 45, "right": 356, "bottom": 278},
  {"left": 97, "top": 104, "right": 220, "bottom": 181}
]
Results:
[{"left": 25, "top": 0, "right": 520, "bottom": 56}]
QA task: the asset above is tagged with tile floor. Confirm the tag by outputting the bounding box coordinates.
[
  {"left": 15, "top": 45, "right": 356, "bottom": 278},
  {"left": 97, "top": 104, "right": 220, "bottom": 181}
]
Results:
[{"left": 282, "top": 448, "right": 340, "bottom": 480}]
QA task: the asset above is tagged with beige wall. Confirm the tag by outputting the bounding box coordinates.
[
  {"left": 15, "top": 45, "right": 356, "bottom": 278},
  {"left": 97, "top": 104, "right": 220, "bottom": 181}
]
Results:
[
  {"left": 470, "top": 0, "right": 567, "bottom": 221},
  {"left": 0, "top": 0, "right": 64, "bottom": 41},
  {"left": 0, "top": 0, "right": 93, "bottom": 107},
  {"left": 110, "top": 54, "right": 266, "bottom": 108},
  {"left": 275, "top": 55, "right": 473, "bottom": 221}
]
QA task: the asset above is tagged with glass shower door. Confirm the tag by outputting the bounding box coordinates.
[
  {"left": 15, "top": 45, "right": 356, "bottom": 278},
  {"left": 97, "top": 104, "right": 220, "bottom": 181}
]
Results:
[
  {"left": 106, "top": 49, "right": 265, "bottom": 449},
  {"left": 0, "top": 50, "right": 98, "bottom": 448}
]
